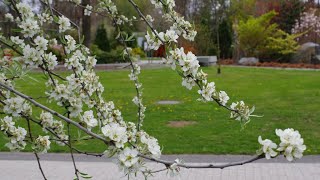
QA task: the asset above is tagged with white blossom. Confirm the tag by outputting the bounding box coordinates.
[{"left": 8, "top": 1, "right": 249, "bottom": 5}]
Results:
[
  {"left": 276, "top": 128, "right": 306, "bottom": 161},
  {"left": 3, "top": 96, "right": 31, "bottom": 117},
  {"left": 40, "top": 111, "right": 54, "bottom": 130},
  {"left": 198, "top": 82, "right": 216, "bottom": 101},
  {"left": 80, "top": 110, "right": 98, "bottom": 130},
  {"left": 84, "top": 5, "right": 93, "bottom": 16},
  {"left": 145, "top": 31, "right": 164, "bottom": 50},
  {"left": 5, "top": 126, "right": 27, "bottom": 151},
  {"left": 168, "top": 159, "right": 181, "bottom": 177},
  {"left": 182, "top": 77, "right": 196, "bottom": 90},
  {"left": 38, "top": 13, "right": 53, "bottom": 25},
  {"left": 139, "top": 131, "right": 161, "bottom": 159},
  {"left": 118, "top": 147, "right": 139, "bottom": 168},
  {"left": 258, "top": 136, "right": 278, "bottom": 159},
  {"left": 33, "top": 135, "right": 51, "bottom": 153},
  {"left": 218, "top": 91, "right": 229, "bottom": 106},
  {"left": 145, "top": 14, "right": 154, "bottom": 22},
  {"left": 102, "top": 123, "right": 128, "bottom": 148},
  {"left": 10, "top": 36, "right": 25, "bottom": 48},
  {"left": 34, "top": 36, "right": 48, "bottom": 52},
  {"left": 58, "top": 16, "right": 71, "bottom": 33},
  {"left": 5, "top": 13, "right": 14, "bottom": 22},
  {"left": 44, "top": 52, "right": 58, "bottom": 70},
  {"left": 65, "top": 35, "right": 76, "bottom": 53},
  {"left": 230, "top": 101, "right": 254, "bottom": 123},
  {"left": 19, "top": 18, "right": 40, "bottom": 38},
  {"left": 0, "top": 116, "right": 15, "bottom": 132},
  {"left": 164, "top": 30, "right": 179, "bottom": 43}
]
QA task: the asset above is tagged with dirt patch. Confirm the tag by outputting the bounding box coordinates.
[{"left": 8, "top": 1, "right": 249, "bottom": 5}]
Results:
[
  {"left": 167, "top": 121, "right": 197, "bottom": 128},
  {"left": 157, "top": 100, "right": 181, "bottom": 105}
]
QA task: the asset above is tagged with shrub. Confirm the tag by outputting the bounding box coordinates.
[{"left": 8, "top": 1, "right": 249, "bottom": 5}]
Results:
[
  {"left": 131, "top": 47, "right": 146, "bottom": 58},
  {"left": 94, "top": 24, "right": 111, "bottom": 52}
]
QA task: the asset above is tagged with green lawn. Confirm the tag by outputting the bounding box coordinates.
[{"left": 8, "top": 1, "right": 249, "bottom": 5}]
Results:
[{"left": 1, "top": 66, "right": 320, "bottom": 154}]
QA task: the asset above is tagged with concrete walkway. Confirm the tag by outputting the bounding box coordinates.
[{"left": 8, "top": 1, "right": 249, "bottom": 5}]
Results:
[{"left": 0, "top": 153, "right": 319, "bottom": 180}]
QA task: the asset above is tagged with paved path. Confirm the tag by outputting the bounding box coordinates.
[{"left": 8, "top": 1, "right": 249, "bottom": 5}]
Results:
[{"left": 0, "top": 153, "right": 319, "bottom": 180}]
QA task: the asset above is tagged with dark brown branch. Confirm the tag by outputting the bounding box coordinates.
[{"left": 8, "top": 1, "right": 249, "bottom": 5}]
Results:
[
  {"left": 67, "top": 122, "right": 80, "bottom": 179},
  {"left": 139, "top": 154, "right": 264, "bottom": 169}
]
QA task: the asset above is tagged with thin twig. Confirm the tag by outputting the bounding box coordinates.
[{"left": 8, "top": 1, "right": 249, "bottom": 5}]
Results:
[
  {"left": 26, "top": 117, "right": 47, "bottom": 180},
  {"left": 68, "top": 122, "right": 80, "bottom": 179},
  {"left": 27, "top": 117, "right": 104, "bottom": 157}
]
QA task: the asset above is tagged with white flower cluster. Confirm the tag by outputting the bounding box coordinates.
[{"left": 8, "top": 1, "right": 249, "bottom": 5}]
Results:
[
  {"left": 137, "top": 131, "right": 161, "bottom": 159},
  {"left": 276, "top": 128, "right": 306, "bottom": 161},
  {"left": 118, "top": 147, "right": 140, "bottom": 170},
  {"left": 58, "top": 16, "right": 71, "bottom": 33},
  {"left": 102, "top": 122, "right": 128, "bottom": 148},
  {"left": 16, "top": 3, "right": 40, "bottom": 38},
  {"left": 0, "top": 73, "right": 13, "bottom": 98},
  {"left": 3, "top": 96, "right": 32, "bottom": 117},
  {"left": 145, "top": 31, "right": 163, "bottom": 50},
  {"left": 33, "top": 135, "right": 51, "bottom": 153},
  {"left": 128, "top": 64, "right": 146, "bottom": 126},
  {"left": 145, "top": 30, "right": 179, "bottom": 50},
  {"left": 150, "top": 0, "right": 175, "bottom": 10},
  {"left": 292, "top": 9, "right": 320, "bottom": 37},
  {"left": 5, "top": 13, "right": 14, "bottom": 22},
  {"left": 198, "top": 82, "right": 216, "bottom": 101},
  {"left": 38, "top": 13, "right": 53, "bottom": 25},
  {"left": 230, "top": 101, "right": 254, "bottom": 123},
  {"left": 97, "top": 101, "right": 122, "bottom": 124},
  {"left": 257, "top": 136, "right": 277, "bottom": 159},
  {"left": 149, "top": 0, "right": 196, "bottom": 41},
  {"left": 39, "top": 111, "right": 68, "bottom": 146},
  {"left": 258, "top": 128, "right": 306, "bottom": 161},
  {"left": 168, "top": 159, "right": 182, "bottom": 177},
  {"left": 5, "top": 3, "right": 58, "bottom": 71},
  {"left": 80, "top": 110, "right": 98, "bottom": 131},
  {"left": 84, "top": 5, "right": 93, "bottom": 16},
  {"left": 0, "top": 116, "right": 27, "bottom": 151},
  {"left": 98, "top": 0, "right": 118, "bottom": 15}
]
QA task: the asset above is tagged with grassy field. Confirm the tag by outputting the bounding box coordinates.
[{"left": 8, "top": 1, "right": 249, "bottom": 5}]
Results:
[{"left": 1, "top": 66, "right": 320, "bottom": 154}]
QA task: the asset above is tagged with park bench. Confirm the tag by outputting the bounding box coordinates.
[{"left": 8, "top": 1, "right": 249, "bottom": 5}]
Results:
[{"left": 197, "top": 56, "right": 217, "bottom": 66}]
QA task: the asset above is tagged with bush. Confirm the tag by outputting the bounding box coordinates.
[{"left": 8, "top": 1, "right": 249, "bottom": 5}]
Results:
[
  {"left": 238, "top": 11, "right": 277, "bottom": 57},
  {"left": 131, "top": 47, "right": 146, "bottom": 58},
  {"left": 263, "top": 30, "right": 301, "bottom": 62},
  {"left": 94, "top": 25, "right": 111, "bottom": 52},
  {"left": 91, "top": 45, "right": 129, "bottom": 64}
]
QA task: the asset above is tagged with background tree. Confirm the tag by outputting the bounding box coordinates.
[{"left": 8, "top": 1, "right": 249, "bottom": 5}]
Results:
[
  {"left": 94, "top": 24, "right": 111, "bottom": 52},
  {"left": 238, "top": 11, "right": 278, "bottom": 57},
  {"left": 229, "top": 0, "right": 257, "bottom": 62}
]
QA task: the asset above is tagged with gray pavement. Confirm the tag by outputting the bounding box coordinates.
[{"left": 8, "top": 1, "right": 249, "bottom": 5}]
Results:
[{"left": 0, "top": 153, "right": 319, "bottom": 180}]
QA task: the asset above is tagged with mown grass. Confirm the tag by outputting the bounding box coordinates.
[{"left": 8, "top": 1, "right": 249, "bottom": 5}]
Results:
[{"left": 1, "top": 66, "right": 319, "bottom": 154}]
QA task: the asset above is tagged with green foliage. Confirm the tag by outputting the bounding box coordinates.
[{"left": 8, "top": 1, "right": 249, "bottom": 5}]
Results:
[
  {"left": 238, "top": 11, "right": 278, "bottom": 57},
  {"left": 265, "top": 29, "right": 301, "bottom": 59},
  {"left": 230, "top": 0, "right": 257, "bottom": 21},
  {"left": 132, "top": 47, "right": 146, "bottom": 58},
  {"left": 90, "top": 44, "right": 127, "bottom": 64},
  {"left": 94, "top": 25, "right": 111, "bottom": 52}
]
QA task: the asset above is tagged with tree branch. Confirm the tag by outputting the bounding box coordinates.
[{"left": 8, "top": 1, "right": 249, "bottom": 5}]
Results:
[
  {"left": 0, "top": 82, "right": 111, "bottom": 145},
  {"left": 26, "top": 117, "right": 47, "bottom": 180}
]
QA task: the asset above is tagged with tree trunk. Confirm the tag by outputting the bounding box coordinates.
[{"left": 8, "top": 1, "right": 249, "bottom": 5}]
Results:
[{"left": 82, "top": 0, "right": 91, "bottom": 47}]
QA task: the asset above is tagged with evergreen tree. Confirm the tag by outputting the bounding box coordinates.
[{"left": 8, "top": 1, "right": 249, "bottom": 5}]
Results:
[{"left": 94, "top": 25, "right": 110, "bottom": 52}]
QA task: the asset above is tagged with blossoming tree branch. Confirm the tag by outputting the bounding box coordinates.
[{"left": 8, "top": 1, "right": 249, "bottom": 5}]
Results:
[{"left": 0, "top": 0, "right": 306, "bottom": 179}]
